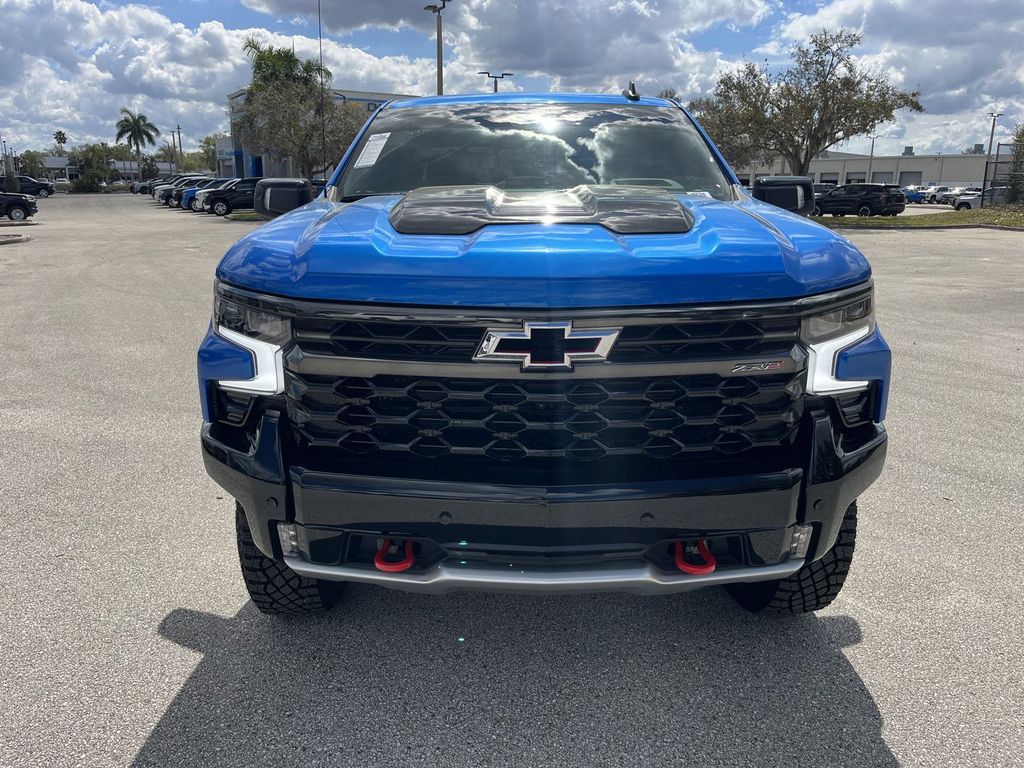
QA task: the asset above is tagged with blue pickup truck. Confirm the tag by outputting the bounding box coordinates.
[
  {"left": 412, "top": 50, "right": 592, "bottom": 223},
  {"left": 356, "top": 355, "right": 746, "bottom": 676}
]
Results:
[{"left": 198, "top": 91, "right": 890, "bottom": 616}]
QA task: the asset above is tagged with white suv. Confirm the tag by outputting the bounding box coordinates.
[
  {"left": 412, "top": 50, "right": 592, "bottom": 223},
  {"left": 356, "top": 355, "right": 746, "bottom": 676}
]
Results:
[{"left": 954, "top": 187, "right": 1009, "bottom": 211}]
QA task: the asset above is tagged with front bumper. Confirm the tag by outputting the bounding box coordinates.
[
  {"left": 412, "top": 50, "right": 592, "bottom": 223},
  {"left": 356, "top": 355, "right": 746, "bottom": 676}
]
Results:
[{"left": 201, "top": 407, "right": 886, "bottom": 594}]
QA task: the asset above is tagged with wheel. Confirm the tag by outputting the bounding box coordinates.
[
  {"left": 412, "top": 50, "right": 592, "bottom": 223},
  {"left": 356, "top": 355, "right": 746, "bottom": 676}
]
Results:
[
  {"left": 857, "top": 204, "right": 873, "bottom": 217},
  {"left": 37, "top": 188, "right": 50, "bottom": 198},
  {"left": 235, "top": 504, "right": 342, "bottom": 615},
  {"left": 956, "top": 204, "right": 969, "bottom": 211},
  {"left": 7, "top": 206, "right": 28, "bottom": 222},
  {"left": 213, "top": 200, "right": 231, "bottom": 216},
  {"left": 190, "top": 199, "right": 201, "bottom": 212},
  {"left": 728, "top": 501, "right": 858, "bottom": 614}
]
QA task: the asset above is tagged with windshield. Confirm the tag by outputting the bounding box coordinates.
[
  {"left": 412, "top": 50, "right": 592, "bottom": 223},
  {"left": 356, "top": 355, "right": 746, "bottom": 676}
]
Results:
[{"left": 337, "top": 103, "right": 732, "bottom": 201}]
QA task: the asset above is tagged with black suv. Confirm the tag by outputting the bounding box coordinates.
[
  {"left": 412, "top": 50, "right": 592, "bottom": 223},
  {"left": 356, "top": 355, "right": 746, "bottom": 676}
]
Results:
[
  {"left": 813, "top": 183, "right": 906, "bottom": 217},
  {"left": 16, "top": 176, "right": 55, "bottom": 198},
  {"left": 0, "top": 191, "right": 38, "bottom": 221},
  {"left": 206, "top": 177, "right": 262, "bottom": 216}
]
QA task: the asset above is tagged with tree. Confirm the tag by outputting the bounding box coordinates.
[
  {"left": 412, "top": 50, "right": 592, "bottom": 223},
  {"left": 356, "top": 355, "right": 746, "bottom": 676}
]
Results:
[
  {"left": 68, "top": 143, "right": 117, "bottom": 192},
  {"left": 141, "top": 155, "right": 159, "bottom": 180},
  {"left": 687, "top": 95, "right": 770, "bottom": 170},
  {"left": 199, "top": 134, "right": 223, "bottom": 171},
  {"left": 243, "top": 36, "right": 329, "bottom": 93},
  {"left": 115, "top": 108, "right": 161, "bottom": 180},
  {"left": 657, "top": 88, "right": 679, "bottom": 100},
  {"left": 1007, "top": 123, "right": 1024, "bottom": 204},
  {"left": 237, "top": 36, "right": 352, "bottom": 179},
  {"left": 53, "top": 130, "right": 68, "bottom": 156},
  {"left": 19, "top": 150, "right": 46, "bottom": 177},
  {"left": 690, "top": 30, "right": 923, "bottom": 175},
  {"left": 239, "top": 82, "right": 366, "bottom": 179}
]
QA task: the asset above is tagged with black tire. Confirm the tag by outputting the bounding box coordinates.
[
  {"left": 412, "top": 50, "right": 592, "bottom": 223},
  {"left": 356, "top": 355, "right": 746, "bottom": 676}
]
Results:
[
  {"left": 213, "top": 200, "right": 231, "bottom": 216},
  {"left": 235, "top": 504, "right": 342, "bottom": 615},
  {"left": 857, "top": 204, "right": 873, "bottom": 217},
  {"left": 7, "top": 206, "right": 29, "bottom": 222},
  {"left": 728, "top": 501, "right": 858, "bottom": 614},
  {"left": 956, "top": 203, "right": 969, "bottom": 211},
  {"left": 37, "top": 188, "right": 51, "bottom": 198}
]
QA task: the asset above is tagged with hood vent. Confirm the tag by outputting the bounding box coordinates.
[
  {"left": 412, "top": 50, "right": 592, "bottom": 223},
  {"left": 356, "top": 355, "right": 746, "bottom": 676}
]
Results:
[{"left": 388, "top": 184, "right": 695, "bottom": 236}]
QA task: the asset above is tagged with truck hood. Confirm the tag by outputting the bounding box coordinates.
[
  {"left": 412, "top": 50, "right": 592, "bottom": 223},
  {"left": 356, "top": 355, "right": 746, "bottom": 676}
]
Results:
[{"left": 216, "top": 194, "right": 871, "bottom": 308}]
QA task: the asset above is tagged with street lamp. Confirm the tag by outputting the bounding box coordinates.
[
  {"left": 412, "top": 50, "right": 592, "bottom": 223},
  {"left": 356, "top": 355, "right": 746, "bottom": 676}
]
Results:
[
  {"left": 985, "top": 111, "right": 1003, "bottom": 162},
  {"left": 866, "top": 134, "right": 880, "bottom": 183},
  {"left": 423, "top": 1, "right": 450, "bottom": 96},
  {"left": 478, "top": 71, "right": 514, "bottom": 92}
]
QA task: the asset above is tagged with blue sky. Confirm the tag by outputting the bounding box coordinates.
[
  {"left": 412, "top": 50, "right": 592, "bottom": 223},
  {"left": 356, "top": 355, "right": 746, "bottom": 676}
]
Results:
[{"left": 1, "top": 0, "right": 1020, "bottom": 158}]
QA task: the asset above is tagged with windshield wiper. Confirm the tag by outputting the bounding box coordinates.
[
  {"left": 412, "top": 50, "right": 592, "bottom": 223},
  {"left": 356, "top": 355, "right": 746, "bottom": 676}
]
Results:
[{"left": 337, "top": 191, "right": 401, "bottom": 203}]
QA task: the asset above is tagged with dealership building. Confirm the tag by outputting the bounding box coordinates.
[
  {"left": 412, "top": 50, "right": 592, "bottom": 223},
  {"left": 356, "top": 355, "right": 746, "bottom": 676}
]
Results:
[
  {"left": 220, "top": 87, "right": 418, "bottom": 178},
  {"left": 738, "top": 147, "right": 990, "bottom": 188}
]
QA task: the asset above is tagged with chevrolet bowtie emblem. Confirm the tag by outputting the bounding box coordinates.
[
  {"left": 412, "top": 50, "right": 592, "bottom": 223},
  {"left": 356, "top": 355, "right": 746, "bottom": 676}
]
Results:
[{"left": 473, "top": 321, "right": 621, "bottom": 370}]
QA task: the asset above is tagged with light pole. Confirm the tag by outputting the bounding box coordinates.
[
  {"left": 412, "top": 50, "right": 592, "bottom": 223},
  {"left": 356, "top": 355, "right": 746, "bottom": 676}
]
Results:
[
  {"left": 985, "top": 112, "right": 1003, "bottom": 162},
  {"left": 478, "top": 71, "right": 514, "bottom": 92},
  {"left": 424, "top": 1, "right": 450, "bottom": 96},
  {"left": 984, "top": 111, "right": 1003, "bottom": 192},
  {"left": 866, "top": 134, "right": 879, "bottom": 183}
]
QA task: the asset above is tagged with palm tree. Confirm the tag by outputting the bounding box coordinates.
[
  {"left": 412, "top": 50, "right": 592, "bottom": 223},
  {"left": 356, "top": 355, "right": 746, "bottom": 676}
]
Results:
[
  {"left": 53, "top": 130, "right": 68, "bottom": 156},
  {"left": 115, "top": 109, "right": 160, "bottom": 181},
  {"left": 243, "top": 36, "right": 331, "bottom": 93}
]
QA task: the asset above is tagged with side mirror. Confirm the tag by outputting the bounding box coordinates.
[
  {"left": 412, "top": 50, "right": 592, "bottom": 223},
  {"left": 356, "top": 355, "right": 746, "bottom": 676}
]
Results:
[
  {"left": 254, "top": 178, "right": 315, "bottom": 218},
  {"left": 752, "top": 176, "right": 815, "bottom": 216}
]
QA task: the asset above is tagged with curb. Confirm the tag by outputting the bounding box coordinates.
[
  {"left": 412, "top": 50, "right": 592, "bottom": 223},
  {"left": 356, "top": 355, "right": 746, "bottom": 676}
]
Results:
[
  {"left": 0, "top": 234, "right": 31, "bottom": 245},
  {"left": 825, "top": 224, "right": 1024, "bottom": 233}
]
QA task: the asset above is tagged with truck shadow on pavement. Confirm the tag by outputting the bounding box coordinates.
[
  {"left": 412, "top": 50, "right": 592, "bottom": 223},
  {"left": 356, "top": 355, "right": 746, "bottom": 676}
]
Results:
[{"left": 135, "top": 587, "right": 899, "bottom": 767}]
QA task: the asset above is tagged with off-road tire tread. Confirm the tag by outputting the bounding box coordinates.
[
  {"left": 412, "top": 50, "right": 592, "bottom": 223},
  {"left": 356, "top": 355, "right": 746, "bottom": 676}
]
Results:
[
  {"left": 235, "top": 504, "right": 339, "bottom": 615},
  {"left": 730, "top": 502, "right": 857, "bottom": 614}
]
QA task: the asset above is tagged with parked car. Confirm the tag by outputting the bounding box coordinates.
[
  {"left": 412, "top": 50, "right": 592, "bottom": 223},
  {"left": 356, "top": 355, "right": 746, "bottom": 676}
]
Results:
[
  {"left": 937, "top": 187, "right": 966, "bottom": 205},
  {"left": 205, "top": 176, "right": 262, "bottom": 216},
  {"left": 196, "top": 179, "right": 238, "bottom": 212},
  {"left": 169, "top": 178, "right": 223, "bottom": 208},
  {"left": 15, "top": 176, "right": 55, "bottom": 197},
  {"left": 151, "top": 174, "right": 202, "bottom": 199},
  {"left": 954, "top": 186, "right": 1009, "bottom": 211},
  {"left": 182, "top": 179, "right": 232, "bottom": 211},
  {"left": 197, "top": 92, "right": 890, "bottom": 616},
  {"left": 945, "top": 186, "right": 981, "bottom": 206},
  {"left": 901, "top": 187, "right": 925, "bottom": 203},
  {"left": 53, "top": 178, "right": 71, "bottom": 193},
  {"left": 812, "top": 183, "right": 906, "bottom": 217},
  {"left": 0, "top": 191, "right": 38, "bottom": 221},
  {"left": 156, "top": 176, "right": 208, "bottom": 204},
  {"left": 922, "top": 185, "right": 950, "bottom": 203}
]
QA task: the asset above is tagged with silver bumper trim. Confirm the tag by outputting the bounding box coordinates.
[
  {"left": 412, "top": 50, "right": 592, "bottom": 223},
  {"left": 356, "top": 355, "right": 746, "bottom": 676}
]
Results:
[{"left": 283, "top": 556, "right": 802, "bottom": 595}]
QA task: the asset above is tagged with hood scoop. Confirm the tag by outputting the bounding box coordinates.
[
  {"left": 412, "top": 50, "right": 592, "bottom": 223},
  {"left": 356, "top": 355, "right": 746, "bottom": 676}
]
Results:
[{"left": 387, "top": 184, "right": 695, "bottom": 236}]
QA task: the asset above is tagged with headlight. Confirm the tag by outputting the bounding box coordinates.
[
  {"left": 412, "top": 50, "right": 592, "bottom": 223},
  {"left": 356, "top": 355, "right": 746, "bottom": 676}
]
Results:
[
  {"left": 803, "top": 291, "right": 874, "bottom": 395},
  {"left": 801, "top": 294, "right": 873, "bottom": 344},
  {"left": 214, "top": 287, "right": 291, "bottom": 345}
]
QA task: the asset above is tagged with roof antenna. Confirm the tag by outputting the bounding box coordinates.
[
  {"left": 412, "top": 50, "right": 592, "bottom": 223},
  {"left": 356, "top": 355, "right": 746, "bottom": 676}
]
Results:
[{"left": 622, "top": 81, "right": 640, "bottom": 101}]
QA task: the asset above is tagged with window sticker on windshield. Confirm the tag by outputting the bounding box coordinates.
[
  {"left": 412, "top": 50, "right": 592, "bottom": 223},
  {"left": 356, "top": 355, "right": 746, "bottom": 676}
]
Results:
[
  {"left": 685, "top": 190, "right": 713, "bottom": 198},
  {"left": 353, "top": 133, "right": 391, "bottom": 168}
]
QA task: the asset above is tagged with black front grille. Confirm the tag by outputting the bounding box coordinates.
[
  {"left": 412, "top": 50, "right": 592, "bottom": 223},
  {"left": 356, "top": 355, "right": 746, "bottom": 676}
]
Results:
[
  {"left": 290, "top": 316, "right": 801, "bottom": 364},
  {"left": 285, "top": 371, "right": 804, "bottom": 462}
]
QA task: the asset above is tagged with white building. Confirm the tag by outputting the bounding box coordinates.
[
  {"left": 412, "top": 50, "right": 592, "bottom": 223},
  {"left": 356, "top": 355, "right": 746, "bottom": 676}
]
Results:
[{"left": 737, "top": 147, "right": 990, "bottom": 188}]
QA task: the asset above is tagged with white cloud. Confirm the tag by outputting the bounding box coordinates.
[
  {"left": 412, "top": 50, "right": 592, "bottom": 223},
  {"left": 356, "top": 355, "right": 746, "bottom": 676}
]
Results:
[{"left": 0, "top": 0, "right": 1020, "bottom": 158}]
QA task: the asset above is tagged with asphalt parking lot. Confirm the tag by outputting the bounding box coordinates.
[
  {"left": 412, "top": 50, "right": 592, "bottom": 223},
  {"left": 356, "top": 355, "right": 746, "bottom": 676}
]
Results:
[{"left": 1, "top": 194, "right": 1021, "bottom": 768}]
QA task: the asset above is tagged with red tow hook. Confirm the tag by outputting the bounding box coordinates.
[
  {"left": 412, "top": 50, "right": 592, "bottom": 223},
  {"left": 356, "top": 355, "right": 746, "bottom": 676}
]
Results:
[
  {"left": 374, "top": 538, "right": 415, "bottom": 573},
  {"left": 674, "top": 539, "right": 717, "bottom": 575}
]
